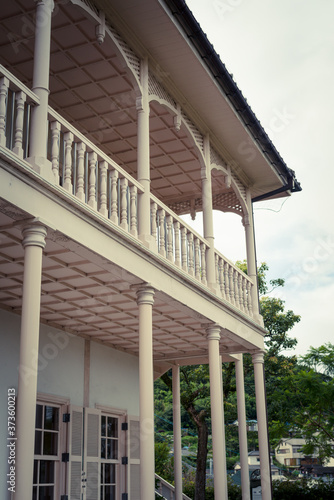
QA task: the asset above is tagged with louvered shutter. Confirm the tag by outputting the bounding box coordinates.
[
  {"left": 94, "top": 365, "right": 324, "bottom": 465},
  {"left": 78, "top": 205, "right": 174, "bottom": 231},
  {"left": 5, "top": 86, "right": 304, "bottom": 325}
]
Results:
[
  {"left": 83, "top": 408, "right": 101, "bottom": 500},
  {"left": 127, "top": 416, "right": 140, "bottom": 500},
  {"left": 68, "top": 405, "right": 84, "bottom": 500}
]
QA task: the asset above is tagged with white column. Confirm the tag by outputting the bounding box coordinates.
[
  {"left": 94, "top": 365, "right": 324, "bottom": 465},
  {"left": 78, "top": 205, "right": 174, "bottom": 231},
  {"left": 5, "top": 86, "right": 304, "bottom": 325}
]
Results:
[
  {"left": 252, "top": 351, "right": 272, "bottom": 500},
  {"left": 172, "top": 365, "right": 183, "bottom": 499},
  {"left": 243, "top": 189, "right": 261, "bottom": 321},
  {"left": 136, "top": 284, "right": 155, "bottom": 500},
  {"left": 27, "top": 0, "right": 54, "bottom": 181},
  {"left": 202, "top": 136, "right": 218, "bottom": 292},
  {"left": 207, "top": 325, "right": 227, "bottom": 500},
  {"left": 235, "top": 355, "right": 250, "bottom": 500},
  {"left": 137, "top": 58, "right": 153, "bottom": 248},
  {"left": 15, "top": 222, "right": 47, "bottom": 500}
]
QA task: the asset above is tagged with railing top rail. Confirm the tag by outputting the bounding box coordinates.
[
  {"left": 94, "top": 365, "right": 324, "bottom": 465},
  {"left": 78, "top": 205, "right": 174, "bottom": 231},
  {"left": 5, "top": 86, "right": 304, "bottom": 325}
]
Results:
[
  {"left": 214, "top": 248, "right": 253, "bottom": 283},
  {"left": 0, "top": 64, "right": 40, "bottom": 104},
  {"left": 155, "top": 473, "right": 193, "bottom": 500},
  {"left": 150, "top": 193, "right": 208, "bottom": 246},
  {"left": 48, "top": 106, "right": 144, "bottom": 192}
]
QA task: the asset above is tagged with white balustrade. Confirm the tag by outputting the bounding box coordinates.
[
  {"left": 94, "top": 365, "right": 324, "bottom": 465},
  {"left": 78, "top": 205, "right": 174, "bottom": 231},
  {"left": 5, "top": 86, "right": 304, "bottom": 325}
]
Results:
[
  {"left": 215, "top": 251, "right": 254, "bottom": 316},
  {"left": 0, "top": 65, "right": 40, "bottom": 155}
]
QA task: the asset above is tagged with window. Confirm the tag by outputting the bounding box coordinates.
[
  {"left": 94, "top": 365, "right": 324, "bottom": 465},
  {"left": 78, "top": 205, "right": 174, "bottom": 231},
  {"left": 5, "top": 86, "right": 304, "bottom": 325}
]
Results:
[
  {"left": 100, "top": 415, "right": 119, "bottom": 500},
  {"left": 33, "top": 404, "right": 60, "bottom": 500}
]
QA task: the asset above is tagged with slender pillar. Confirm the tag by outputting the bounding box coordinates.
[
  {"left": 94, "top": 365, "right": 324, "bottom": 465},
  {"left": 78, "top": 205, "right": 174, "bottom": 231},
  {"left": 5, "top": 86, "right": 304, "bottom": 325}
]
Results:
[
  {"left": 243, "top": 189, "right": 261, "bottom": 321},
  {"left": 219, "top": 355, "right": 228, "bottom": 499},
  {"left": 27, "top": 0, "right": 54, "bottom": 181},
  {"left": 172, "top": 365, "right": 183, "bottom": 499},
  {"left": 136, "top": 284, "right": 155, "bottom": 500},
  {"left": 15, "top": 222, "right": 47, "bottom": 500},
  {"left": 235, "top": 355, "right": 250, "bottom": 500},
  {"left": 202, "top": 136, "right": 218, "bottom": 292},
  {"left": 252, "top": 352, "right": 272, "bottom": 500},
  {"left": 207, "top": 325, "right": 227, "bottom": 499},
  {"left": 137, "top": 58, "right": 153, "bottom": 248}
]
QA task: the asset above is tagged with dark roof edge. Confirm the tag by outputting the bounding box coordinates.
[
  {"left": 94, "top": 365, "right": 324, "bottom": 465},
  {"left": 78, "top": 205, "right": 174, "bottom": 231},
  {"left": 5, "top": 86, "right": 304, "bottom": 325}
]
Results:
[{"left": 163, "top": 0, "right": 302, "bottom": 196}]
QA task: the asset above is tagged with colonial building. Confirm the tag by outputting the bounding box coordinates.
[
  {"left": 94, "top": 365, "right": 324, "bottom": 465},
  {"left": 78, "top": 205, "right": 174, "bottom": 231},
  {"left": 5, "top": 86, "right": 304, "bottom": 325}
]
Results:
[{"left": 0, "top": 1, "right": 300, "bottom": 499}]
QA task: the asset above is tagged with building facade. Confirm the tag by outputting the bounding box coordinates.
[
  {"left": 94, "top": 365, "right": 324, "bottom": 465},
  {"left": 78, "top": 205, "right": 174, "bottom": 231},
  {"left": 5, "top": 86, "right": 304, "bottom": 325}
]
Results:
[{"left": 0, "top": 1, "right": 300, "bottom": 499}]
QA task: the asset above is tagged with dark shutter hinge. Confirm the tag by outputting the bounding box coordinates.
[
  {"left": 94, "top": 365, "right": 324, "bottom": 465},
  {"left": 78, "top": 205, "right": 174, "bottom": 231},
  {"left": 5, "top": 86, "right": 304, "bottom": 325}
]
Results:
[
  {"left": 121, "top": 422, "right": 128, "bottom": 431},
  {"left": 122, "top": 494, "right": 128, "bottom": 500},
  {"left": 61, "top": 496, "right": 68, "bottom": 500},
  {"left": 63, "top": 413, "right": 70, "bottom": 423},
  {"left": 122, "top": 456, "right": 128, "bottom": 465},
  {"left": 62, "top": 453, "right": 69, "bottom": 463}
]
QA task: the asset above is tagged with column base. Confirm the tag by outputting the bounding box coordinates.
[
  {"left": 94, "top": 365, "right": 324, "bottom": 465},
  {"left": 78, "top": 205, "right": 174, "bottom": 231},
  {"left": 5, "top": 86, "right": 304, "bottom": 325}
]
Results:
[
  {"left": 26, "top": 156, "right": 55, "bottom": 184},
  {"left": 138, "top": 233, "right": 157, "bottom": 251}
]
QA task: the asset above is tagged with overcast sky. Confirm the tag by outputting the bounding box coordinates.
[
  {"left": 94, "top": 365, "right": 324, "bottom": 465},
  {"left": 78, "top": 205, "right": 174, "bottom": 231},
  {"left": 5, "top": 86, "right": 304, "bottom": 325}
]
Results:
[{"left": 184, "top": 0, "right": 334, "bottom": 355}]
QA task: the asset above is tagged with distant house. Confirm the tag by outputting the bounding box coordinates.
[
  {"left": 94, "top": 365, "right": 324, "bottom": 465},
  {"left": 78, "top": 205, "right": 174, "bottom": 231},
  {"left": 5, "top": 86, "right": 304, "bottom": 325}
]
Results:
[
  {"left": 234, "top": 450, "right": 282, "bottom": 480},
  {"left": 275, "top": 438, "right": 307, "bottom": 468}
]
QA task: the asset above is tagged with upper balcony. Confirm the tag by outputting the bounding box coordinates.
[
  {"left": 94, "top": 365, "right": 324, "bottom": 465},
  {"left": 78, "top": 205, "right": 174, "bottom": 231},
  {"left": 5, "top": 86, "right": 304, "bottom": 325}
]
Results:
[{"left": 0, "top": 0, "right": 300, "bottom": 357}]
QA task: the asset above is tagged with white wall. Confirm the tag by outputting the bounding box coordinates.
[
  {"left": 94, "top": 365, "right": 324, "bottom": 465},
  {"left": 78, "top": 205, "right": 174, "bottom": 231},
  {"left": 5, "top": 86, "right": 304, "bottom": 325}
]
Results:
[
  {"left": 89, "top": 341, "right": 139, "bottom": 415},
  {"left": 0, "top": 309, "right": 140, "bottom": 499}
]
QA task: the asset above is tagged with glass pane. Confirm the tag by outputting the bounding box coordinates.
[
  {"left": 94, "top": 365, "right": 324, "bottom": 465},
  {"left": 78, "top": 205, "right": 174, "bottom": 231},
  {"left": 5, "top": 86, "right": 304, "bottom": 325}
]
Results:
[
  {"left": 35, "top": 405, "right": 43, "bottom": 429},
  {"left": 107, "top": 417, "right": 118, "bottom": 438},
  {"left": 35, "top": 430, "right": 42, "bottom": 455},
  {"left": 33, "top": 460, "right": 38, "bottom": 484},
  {"left": 104, "top": 464, "right": 115, "bottom": 484},
  {"left": 101, "top": 438, "right": 106, "bottom": 459},
  {"left": 101, "top": 416, "right": 106, "bottom": 437},
  {"left": 32, "top": 486, "right": 37, "bottom": 500},
  {"left": 40, "top": 460, "right": 54, "bottom": 484},
  {"left": 43, "top": 432, "right": 58, "bottom": 456},
  {"left": 105, "top": 485, "right": 115, "bottom": 500},
  {"left": 101, "top": 485, "right": 104, "bottom": 500},
  {"left": 44, "top": 406, "right": 59, "bottom": 431},
  {"left": 39, "top": 485, "right": 54, "bottom": 500}
]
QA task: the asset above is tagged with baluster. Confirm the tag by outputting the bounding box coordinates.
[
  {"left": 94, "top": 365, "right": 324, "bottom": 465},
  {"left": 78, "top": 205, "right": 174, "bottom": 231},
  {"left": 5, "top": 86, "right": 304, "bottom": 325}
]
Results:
[
  {"left": 247, "top": 280, "right": 253, "bottom": 316},
  {"left": 229, "top": 266, "right": 235, "bottom": 305},
  {"left": 224, "top": 261, "right": 230, "bottom": 302},
  {"left": 129, "top": 185, "right": 137, "bottom": 237},
  {"left": 187, "top": 232, "right": 194, "bottom": 276},
  {"left": 238, "top": 274, "right": 244, "bottom": 312},
  {"left": 219, "top": 258, "right": 226, "bottom": 299},
  {"left": 151, "top": 202, "right": 158, "bottom": 246},
  {"left": 200, "top": 242, "right": 207, "bottom": 285},
  {"left": 174, "top": 221, "right": 181, "bottom": 267},
  {"left": 243, "top": 278, "right": 248, "bottom": 313},
  {"left": 242, "top": 277, "right": 248, "bottom": 313},
  {"left": 109, "top": 169, "right": 119, "bottom": 224},
  {"left": 194, "top": 237, "right": 200, "bottom": 280},
  {"left": 233, "top": 269, "right": 240, "bottom": 308},
  {"left": 215, "top": 253, "right": 220, "bottom": 288},
  {"left": 63, "top": 131, "right": 73, "bottom": 192},
  {"left": 120, "top": 177, "right": 128, "bottom": 230},
  {"left": 75, "top": 142, "right": 86, "bottom": 201},
  {"left": 181, "top": 226, "right": 187, "bottom": 271},
  {"left": 166, "top": 215, "right": 173, "bottom": 262},
  {"left": 50, "top": 121, "right": 61, "bottom": 182},
  {"left": 0, "top": 77, "right": 8, "bottom": 147},
  {"left": 12, "top": 91, "right": 26, "bottom": 158},
  {"left": 158, "top": 208, "right": 166, "bottom": 257},
  {"left": 98, "top": 160, "right": 108, "bottom": 217},
  {"left": 87, "top": 152, "right": 97, "bottom": 209}
]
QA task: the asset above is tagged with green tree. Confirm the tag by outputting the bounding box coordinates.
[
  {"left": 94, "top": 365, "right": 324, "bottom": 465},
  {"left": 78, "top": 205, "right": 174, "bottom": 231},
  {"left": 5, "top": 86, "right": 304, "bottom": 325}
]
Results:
[{"left": 273, "top": 343, "right": 334, "bottom": 464}]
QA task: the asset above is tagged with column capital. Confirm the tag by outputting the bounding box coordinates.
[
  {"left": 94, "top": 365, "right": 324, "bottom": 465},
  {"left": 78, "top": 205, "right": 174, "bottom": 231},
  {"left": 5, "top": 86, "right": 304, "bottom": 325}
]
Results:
[
  {"left": 22, "top": 221, "right": 47, "bottom": 249},
  {"left": 136, "top": 283, "right": 155, "bottom": 305},
  {"left": 206, "top": 323, "right": 221, "bottom": 341},
  {"left": 136, "top": 95, "right": 149, "bottom": 114},
  {"left": 252, "top": 350, "right": 265, "bottom": 365}
]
